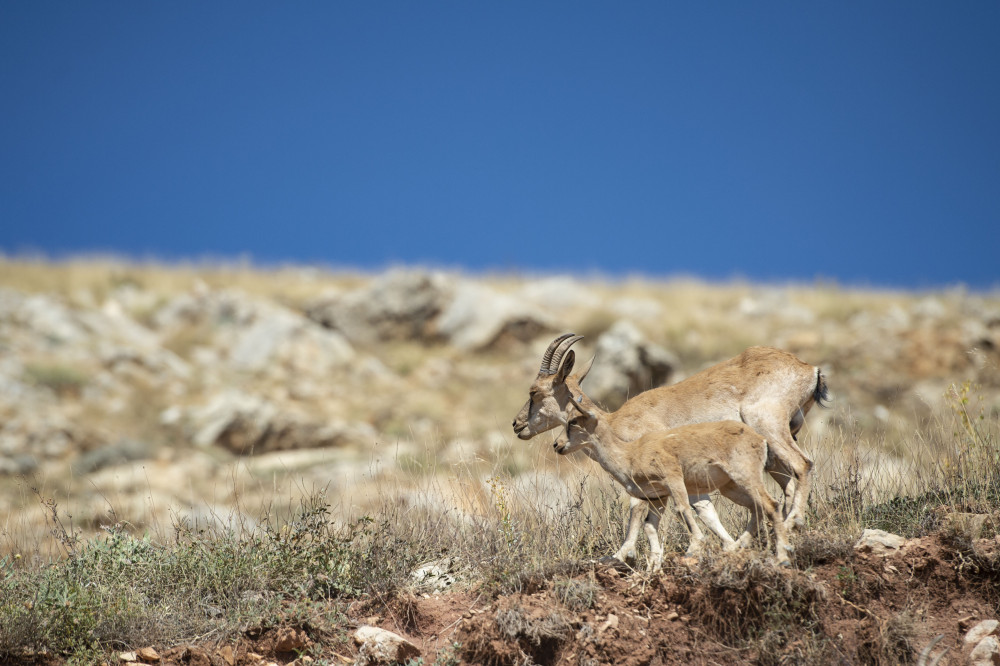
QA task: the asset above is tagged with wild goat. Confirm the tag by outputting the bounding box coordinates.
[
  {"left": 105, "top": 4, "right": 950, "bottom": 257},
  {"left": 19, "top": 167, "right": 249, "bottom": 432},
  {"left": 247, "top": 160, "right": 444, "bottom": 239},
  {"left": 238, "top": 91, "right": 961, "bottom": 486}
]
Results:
[
  {"left": 559, "top": 403, "right": 792, "bottom": 569},
  {"left": 512, "top": 333, "right": 827, "bottom": 562}
]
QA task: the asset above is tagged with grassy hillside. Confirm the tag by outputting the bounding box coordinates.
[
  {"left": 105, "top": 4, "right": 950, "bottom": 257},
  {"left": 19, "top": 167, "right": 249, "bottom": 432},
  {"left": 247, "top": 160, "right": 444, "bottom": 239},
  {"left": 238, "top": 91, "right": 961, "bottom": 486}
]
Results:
[{"left": 0, "top": 257, "right": 998, "bottom": 664}]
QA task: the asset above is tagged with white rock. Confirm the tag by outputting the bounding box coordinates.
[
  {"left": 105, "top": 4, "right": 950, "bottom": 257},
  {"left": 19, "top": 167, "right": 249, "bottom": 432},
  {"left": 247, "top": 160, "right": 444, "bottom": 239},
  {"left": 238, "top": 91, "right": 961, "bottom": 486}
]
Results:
[
  {"left": 228, "top": 311, "right": 300, "bottom": 371},
  {"left": 188, "top": 391, "right": 277, "bottom": 448},
  {"left": 853, "top": 529, "right": 906, "bottom": 555},
  {"left": 18, "top": 294, "right": 88, "bottom": 345},
  {"left": 435, "top": 282, "right": 553, "bottom": 350},
  {"left": 969, "top": 635, "right": 1000, "bottom": 666},
  {"left": 410, "top": 557, "right": 457, "bottom": 593},
  {"left": 965, "top": 619, "right": 1000, "bottom": 647},
  {"left": 308, "top": 270, "right": 453, "bottom": 344},
  {"left": 228, "top": 303, "right": 355, "bottom": 374},
  {"left": 352, "top": 625, "right": 420, "bottom": 665},
  {"left": 584, "top": 320, "right": 676, "bottom": 406}
]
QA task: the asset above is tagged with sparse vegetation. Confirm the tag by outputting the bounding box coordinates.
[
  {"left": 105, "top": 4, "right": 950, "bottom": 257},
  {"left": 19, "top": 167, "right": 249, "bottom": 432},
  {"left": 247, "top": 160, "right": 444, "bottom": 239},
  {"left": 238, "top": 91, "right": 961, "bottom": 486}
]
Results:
[
  {"left": 23, "top": 362, "right": 89, "bottom": 396},
  {"left": 1, "top": 406, "right": 998, "bottom": 663},
  {"left": 1, "top": 257, "right": 999, "bottom": 663}
]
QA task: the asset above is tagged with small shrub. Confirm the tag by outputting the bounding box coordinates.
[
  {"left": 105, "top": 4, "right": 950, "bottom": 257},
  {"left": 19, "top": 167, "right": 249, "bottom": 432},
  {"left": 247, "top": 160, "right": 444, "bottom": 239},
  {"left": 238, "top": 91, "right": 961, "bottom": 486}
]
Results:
[
  {"left": 552, "top": 574, "right": 599, "bottom": 612},
  {"left": 682, "top": 553, "right": 825, "bottom": 646},
  {"left": 792, "top": 530, "right": 854, "bottom": 568},
  {"left": 0, "top": 493, "right": 408, "bottom": 662},
  {"left": 433, "top": 641, "right": 462, "bottom": 666},
  {"left": 858, "top": 611, "right": 918, "bottom": 665}
]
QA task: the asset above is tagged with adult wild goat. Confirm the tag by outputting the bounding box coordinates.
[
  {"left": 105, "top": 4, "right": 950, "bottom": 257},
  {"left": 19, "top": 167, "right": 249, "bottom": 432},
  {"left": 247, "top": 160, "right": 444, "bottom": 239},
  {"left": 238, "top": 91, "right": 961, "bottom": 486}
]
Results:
[{"left": 512, "top": 333, "right": 826, "bottom": 563}]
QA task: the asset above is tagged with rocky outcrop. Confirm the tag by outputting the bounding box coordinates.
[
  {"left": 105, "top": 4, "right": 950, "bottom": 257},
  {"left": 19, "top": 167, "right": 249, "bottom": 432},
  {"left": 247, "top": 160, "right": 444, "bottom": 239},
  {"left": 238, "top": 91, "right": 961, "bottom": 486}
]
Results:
[
  {"left": 3, "top": 260, "right": 1000, "bottom": 552},
  {"left": 434, "top": 282, "right": 554, "bottom": 350},
  {"left": 306, "top": 270, "right": 454, "bottom": 344},
  {"left": 583, "top": 320, "right": 677, "bottom": 408},
  {"left": 162, "top": 391, "right": 377, "bottom": 454},
  {"left": 307, "top": 269, "right": 554, "bottom": 350}
]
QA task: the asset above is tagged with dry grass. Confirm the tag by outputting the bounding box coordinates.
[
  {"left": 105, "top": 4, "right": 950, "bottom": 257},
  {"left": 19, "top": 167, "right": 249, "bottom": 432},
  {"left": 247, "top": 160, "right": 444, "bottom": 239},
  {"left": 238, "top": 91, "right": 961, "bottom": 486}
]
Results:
[
  {"left": 0, "top": 254, "right": 364, "bottom": 306},
  {"left": 1, "top": 257, "right": 999, "bottom": 662},
  {"left": 1, "top": 409, "right": 997, "bottom": 662}
]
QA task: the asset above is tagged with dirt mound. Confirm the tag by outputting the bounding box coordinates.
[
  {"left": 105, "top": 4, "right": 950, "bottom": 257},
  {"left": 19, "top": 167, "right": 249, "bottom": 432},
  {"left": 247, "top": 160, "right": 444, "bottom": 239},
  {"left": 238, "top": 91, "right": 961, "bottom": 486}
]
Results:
[
  {"left": 429, "top": 532, "right": 996, "bottom": 665},
  {"left": 15, "top": 531, "right": 995, "bottom": 665}
]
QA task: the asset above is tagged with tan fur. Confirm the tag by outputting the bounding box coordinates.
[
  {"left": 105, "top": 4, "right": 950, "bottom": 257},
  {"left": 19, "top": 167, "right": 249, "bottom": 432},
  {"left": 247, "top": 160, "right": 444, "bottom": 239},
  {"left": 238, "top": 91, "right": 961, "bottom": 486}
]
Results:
[
  {"left": 560, "top": 416, "right": 792, "bottom": 570},
  {"left": 513, "top": 335, "right": 825, "bottom": 561}
]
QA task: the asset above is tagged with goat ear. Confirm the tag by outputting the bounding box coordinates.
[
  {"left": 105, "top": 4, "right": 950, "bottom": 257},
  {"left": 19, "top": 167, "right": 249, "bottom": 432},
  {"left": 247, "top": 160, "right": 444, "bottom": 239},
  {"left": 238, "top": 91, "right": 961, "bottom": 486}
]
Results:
[
  {"left": 568, "top": 394, "right": 596, "bottom": 420},
  {"left": 575, "top": 354, "right": 595, "bottom": 385},
  {"left": 554, "top": 350, "right": 575, "bottom": 383}
]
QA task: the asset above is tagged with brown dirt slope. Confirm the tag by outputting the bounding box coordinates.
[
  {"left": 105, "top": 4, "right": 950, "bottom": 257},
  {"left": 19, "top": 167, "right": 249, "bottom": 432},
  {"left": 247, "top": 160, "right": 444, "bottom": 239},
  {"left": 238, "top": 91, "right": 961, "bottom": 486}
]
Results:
[{"left": 30, "top": 530, "right": 989, "bottom": 666}]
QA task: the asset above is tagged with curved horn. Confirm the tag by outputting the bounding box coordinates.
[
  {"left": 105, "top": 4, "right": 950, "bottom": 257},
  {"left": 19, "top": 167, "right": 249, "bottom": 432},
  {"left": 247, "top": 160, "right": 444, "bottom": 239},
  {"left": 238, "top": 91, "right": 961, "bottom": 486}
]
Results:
[
  {"left": 549, "top": 334, "right": 584, "bottom": 373},
  {"left": 539, "top": 333, "right": 575, "bottom": 374}
]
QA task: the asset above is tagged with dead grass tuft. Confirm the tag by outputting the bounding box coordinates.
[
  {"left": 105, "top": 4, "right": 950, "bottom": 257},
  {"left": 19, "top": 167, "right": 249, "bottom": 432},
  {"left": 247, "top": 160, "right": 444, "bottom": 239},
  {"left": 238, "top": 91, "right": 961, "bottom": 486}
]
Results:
[
  {"left": 791, "top": 529, "right": 855, "bottom": 568},
  {"left": 678, "top": 551, "right": 826, "bottom": 647},
  {"left": 857, "top": 610, "right": 919, "bottom": 666},
  {"left": 461, "top": 597, "right": 573, "bottom": 666}
]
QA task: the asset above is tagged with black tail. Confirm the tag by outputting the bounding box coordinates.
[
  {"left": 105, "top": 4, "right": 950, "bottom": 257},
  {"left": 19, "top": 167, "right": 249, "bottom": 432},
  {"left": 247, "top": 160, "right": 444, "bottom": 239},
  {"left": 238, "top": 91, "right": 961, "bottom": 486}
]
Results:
[{"left": 814, "top": 368, "right": 830, "bottom": 407}]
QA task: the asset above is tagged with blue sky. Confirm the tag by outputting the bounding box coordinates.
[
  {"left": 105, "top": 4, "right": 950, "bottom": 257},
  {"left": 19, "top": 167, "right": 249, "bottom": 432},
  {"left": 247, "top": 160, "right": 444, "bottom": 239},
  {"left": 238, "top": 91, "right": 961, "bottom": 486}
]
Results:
[{"left": 1, "top": 3, "right": 998, "bottom": 288}]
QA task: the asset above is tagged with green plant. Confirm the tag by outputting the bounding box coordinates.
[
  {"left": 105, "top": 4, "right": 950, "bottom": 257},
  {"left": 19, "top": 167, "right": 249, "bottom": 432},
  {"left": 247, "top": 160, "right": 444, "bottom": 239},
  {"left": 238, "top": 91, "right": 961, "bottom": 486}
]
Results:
[
  {"left": 0, "top": 492, "right": 416, "bottom": 662},
  {"left": 434, "top": 641, "right": 462, "bottom": 666},
  {"left": 23, "top": 363, "right": 88, "bottom": 396}
]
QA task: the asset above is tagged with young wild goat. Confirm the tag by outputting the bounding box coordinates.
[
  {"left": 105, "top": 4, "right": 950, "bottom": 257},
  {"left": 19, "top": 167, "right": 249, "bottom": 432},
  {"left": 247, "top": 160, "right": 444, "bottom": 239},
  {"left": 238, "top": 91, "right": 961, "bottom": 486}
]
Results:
[
  {"left": 560, "top": 400, "right": 792, "bottom": 570},
  {"left": 512, "top": 333, "right": 826, "bottom": 563}
]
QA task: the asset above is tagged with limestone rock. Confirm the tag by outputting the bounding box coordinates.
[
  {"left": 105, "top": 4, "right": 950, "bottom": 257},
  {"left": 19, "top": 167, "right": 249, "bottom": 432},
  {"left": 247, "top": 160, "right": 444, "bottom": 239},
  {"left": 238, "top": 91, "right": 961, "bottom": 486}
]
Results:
[
  {"left": 17, "top": 293, "right": 89, "bottom": 346},
  {"left": 176, "top": 390, "right": 376, "bottom": 454},
  {"left": 227, "top": 305, "right": 354, "bottom": 374},
  {"left": 434, "top": 282, "right": 554, "bottom": 350},
  {"left": 353, "top": 625, "right": 420, "bottom": 665},
  {"left": 307, "top": 270, "right": 453, "bottom": 344},
  {"left": 969, "top": 635, "right": 1000, "bottom": 666},
  {"left": 151, "top": 285, "right": 257, "bottom": 331},
  {"left": 410, "top": 557, "right": 457, "bottom": 593},
  {"left": 584, "top": 320, "right": 677, "bottom": 408},
  {"left": 944, "top": 512, "right": 989, "bottom": 542},
  {"left": 966, "top": 619, "right": 1000, "bottom": 647},
  {"left": 853, "top": 529, "right": 907, "bottom": 555}
]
